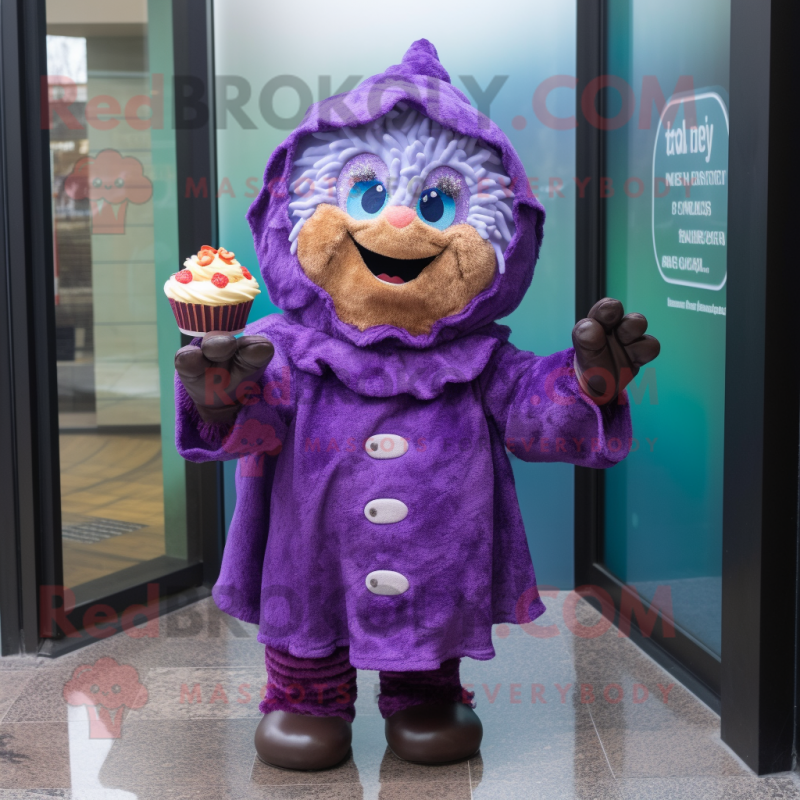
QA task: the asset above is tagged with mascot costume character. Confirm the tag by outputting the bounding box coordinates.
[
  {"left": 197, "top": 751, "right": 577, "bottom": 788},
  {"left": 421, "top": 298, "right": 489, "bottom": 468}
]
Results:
[{"left": 174, "top": 40, "right": 660, "bottom": 769}]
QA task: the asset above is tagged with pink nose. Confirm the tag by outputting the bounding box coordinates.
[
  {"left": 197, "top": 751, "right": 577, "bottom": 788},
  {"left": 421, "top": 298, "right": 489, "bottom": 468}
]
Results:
[{"left": 384, "top": 206, "right": 415, "bottom": 228}]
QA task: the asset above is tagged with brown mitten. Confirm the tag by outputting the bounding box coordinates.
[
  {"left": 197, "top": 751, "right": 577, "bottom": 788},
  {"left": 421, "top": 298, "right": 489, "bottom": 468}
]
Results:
[
  {"left": 572, "top": 298, "right": 660, "bottom": 405},
  {"left": 175, "top": 331, "right": 274, "bottom": 424}
]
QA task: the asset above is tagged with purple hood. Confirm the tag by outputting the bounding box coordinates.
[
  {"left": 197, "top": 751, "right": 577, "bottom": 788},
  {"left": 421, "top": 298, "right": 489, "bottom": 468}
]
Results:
[{"left": 246, "top": 39, "right": 545, "bottom": 351}]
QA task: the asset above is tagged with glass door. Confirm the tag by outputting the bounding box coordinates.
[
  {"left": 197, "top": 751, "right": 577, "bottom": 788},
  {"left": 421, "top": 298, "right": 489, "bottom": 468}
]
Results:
[
  {"left": 603, "top": 0, "right": 729, "bottom": 660},
  {"left": 45, "top": 0, "right": 192, "bottom": 609},
  {"left": 575, "top": 0, "right": 731, "bottom": 701}
]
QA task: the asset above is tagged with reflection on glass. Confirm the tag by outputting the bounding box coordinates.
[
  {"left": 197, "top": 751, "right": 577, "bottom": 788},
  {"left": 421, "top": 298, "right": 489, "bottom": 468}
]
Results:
[
  {"left": 603, "top": 0, "right": 730, "bottom": 655},
  {"left": 46, "top": 0, "right": 187, "bottom": 603}
]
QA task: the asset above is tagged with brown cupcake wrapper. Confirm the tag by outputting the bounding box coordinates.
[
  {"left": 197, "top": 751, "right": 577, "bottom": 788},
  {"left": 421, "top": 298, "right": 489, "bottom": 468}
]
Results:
[{"left": 168, "top": 298, "right": 253, "bottom": 336}]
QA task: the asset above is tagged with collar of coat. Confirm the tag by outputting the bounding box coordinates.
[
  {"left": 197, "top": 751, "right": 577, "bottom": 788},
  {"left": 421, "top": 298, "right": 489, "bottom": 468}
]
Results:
[{"left": 246, "top": 313, "right": 511, "bottom": 400}]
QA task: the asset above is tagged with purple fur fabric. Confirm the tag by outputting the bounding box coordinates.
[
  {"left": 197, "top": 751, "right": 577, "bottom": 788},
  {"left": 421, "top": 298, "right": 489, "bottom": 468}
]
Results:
[
  {"left": 261, "top": 645, "right": 358, "bottom": 721},
  {"left": 179, "top": 313, "right": 631, "bottom": 671},
  {"left": 260, "top": 645, "right": 473, "bottom": 721},
  {"left": 378, "top": 658, "right": 474, "bottom": 719}
]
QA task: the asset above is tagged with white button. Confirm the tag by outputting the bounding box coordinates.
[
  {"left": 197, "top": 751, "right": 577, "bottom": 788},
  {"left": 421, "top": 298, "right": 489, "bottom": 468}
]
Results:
[
  {"left": 366, "top": 570, "right": 409, "bottom": 595},
  {"left": 364, "top": 497, "right": 408, "bottom": 525},
  {"left": 364, "top": 498, "right": 408, "bottom": 524},
  {"left": 365, "top": 434, "right": 408, "bottom": 460}
]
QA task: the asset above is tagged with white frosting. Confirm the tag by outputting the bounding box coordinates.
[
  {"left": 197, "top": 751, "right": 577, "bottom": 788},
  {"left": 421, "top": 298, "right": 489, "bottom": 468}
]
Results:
[{"left": 163, "top": 249, "right": 260, "bottom": 306}]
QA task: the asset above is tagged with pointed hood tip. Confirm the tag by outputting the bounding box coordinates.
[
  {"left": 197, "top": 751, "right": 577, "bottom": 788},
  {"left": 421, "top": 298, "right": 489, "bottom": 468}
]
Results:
[
  {"left": 398, "top": 38, "right": 451, "bottom": 83},
  {"left": 248, "top": 36, "right": 547, "bottom": 351}
]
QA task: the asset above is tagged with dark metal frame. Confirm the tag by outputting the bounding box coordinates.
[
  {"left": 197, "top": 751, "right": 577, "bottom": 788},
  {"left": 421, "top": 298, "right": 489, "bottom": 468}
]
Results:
[
  {"left": 173, "top": 0, "right": 226, "bottom": 587},
  {"left": 574, "top": 0, "right": 721, "bottom": 713},
  {"left": 574, "top": 0, "right": 606, "bottom": 591},
  {"left": 0, "top": 0, "right": 225, "bottom": 657},
  {"left": 0, "top": 0, "right": 62, "bottom": 655},
  {"left": 720, "top": 0, "right": 800, "bottom": 775}
]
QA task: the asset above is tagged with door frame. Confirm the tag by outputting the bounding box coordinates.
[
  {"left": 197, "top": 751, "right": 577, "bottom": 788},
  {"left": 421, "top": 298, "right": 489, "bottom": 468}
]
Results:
[
  {"left": 0, "top": 0, "right": 56, "bottom": 657},
  {"left": 719, "top": 0, "right": 799, "bottom": 775}
]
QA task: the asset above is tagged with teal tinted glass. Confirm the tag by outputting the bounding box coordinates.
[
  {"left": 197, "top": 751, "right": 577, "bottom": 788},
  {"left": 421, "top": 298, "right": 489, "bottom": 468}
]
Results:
[{"left": 603, "top": 0, "right": 730, "bottom": 655}]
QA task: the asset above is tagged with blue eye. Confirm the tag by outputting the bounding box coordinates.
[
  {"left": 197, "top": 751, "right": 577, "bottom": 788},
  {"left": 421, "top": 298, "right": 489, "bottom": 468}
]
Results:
[
  {"left": 346, "top": 180, "right": 388, "bottom": 219},
  {"left": 417, "top": 188, "right": 456, "bottom": 230}
]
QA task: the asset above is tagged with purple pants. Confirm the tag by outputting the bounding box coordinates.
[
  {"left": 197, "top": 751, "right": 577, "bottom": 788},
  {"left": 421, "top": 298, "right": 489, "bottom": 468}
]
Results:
[{"left": 260, "top": 645, "right": 474, "bottom": 722}]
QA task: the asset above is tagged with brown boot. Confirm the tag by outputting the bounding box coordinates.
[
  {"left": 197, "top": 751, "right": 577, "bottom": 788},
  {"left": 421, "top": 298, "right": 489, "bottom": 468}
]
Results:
[
  {"left": 254, "top": 710, "right": 352, "bottom": 770},
  {"left": 385, "top": 702, "right": 482, "bottom": 764}
]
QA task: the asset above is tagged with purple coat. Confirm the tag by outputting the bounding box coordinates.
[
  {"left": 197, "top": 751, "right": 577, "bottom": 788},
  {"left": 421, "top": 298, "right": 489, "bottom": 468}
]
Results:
[{"left": 175, "top": 41, "right": 632, "bottom": 671}]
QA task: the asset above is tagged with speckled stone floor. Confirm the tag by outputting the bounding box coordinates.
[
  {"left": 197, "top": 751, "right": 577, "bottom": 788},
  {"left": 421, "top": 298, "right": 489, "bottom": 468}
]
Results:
[{"left": 1, "top": 592, "right": 798, "bottom": 799}]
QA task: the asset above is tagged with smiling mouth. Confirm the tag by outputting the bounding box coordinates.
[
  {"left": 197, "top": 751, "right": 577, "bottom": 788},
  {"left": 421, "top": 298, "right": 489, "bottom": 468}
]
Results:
[{"left": 350, "top": 233, "right": 440, "bottom": 284}]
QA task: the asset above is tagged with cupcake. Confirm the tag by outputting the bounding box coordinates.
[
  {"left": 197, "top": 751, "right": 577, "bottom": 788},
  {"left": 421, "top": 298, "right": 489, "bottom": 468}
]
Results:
[{"left": 164, "top": 245, "right": 260, "bottom": 336}]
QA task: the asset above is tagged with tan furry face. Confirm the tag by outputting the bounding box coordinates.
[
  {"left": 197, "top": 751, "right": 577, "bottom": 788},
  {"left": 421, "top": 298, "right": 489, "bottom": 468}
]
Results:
[{"left": 296, "top": 203, "right": 497, "bottom": 336}]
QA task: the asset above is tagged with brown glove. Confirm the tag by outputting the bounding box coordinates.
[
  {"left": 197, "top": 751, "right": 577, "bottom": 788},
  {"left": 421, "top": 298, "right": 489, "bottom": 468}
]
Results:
[
  {"left": 572, "top": 298, "right": 660, "bottom": 405},
  {"left": 175, "top": 331, "right": 274, "bottom": 424}
]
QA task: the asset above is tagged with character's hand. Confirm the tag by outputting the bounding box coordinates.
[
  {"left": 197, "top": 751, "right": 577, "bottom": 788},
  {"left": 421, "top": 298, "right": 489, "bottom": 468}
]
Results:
[
  {"left": 175, "top": 331, "right": 274, "bottom": 424},
  {"left": 572, "top": 298, "right": 660, "bottom": 405}
]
